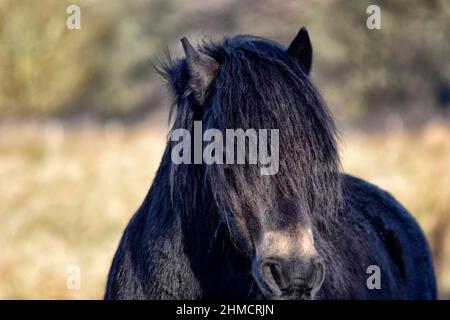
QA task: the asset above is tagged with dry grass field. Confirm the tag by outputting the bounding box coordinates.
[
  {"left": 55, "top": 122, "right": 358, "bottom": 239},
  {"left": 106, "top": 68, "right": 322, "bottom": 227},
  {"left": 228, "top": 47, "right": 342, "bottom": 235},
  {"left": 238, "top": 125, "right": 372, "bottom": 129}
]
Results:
[{"left": 0, "top": 119, "right": 449, "bottom": 299}]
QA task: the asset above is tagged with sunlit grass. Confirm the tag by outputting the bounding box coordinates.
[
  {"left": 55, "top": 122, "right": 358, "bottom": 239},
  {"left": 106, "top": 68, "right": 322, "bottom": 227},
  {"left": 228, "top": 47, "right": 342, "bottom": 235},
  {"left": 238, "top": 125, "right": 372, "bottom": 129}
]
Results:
[{"left": 0, "top": 121, "right": 449, "bottom": 299}]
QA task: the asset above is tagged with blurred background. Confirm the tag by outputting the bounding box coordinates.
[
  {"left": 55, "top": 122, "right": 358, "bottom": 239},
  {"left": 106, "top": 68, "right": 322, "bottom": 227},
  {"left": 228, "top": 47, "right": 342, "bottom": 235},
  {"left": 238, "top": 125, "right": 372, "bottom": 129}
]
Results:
[{"left": 0, "top": 0, "right": 449, "bottom": 299}]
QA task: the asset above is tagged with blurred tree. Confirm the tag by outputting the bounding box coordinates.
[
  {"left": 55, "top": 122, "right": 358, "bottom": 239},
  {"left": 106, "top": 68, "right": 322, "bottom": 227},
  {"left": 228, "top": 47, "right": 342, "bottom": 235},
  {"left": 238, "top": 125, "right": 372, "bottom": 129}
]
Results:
[
  {"left": 317, "top": 0, "right": 450, "bottom": 126},
  {"left": 0, "top": 0, "right": 448, "bottom": 125},
  {"left": 0, "top": 0, "right": 102, "bottom": 117}
]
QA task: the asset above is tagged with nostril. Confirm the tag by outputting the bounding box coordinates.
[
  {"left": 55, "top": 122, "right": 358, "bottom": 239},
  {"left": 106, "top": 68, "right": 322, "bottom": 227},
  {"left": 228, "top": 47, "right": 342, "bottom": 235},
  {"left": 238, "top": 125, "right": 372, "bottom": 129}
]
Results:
[
  {"left": 269, "top": 262, "right": 284, "bottom": 288},
  {"left": 310, "top": 260, "right": 325, "bottom": 295},
  {"left": 259, "top": 259, "right": 284, "bottom": 295}
]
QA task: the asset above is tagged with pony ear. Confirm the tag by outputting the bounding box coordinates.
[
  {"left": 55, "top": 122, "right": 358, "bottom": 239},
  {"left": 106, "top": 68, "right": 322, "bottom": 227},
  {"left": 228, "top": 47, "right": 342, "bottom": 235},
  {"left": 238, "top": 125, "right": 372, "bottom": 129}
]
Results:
[
  {"left": 180, "top": 37, "right": 219, "bottom": 104},
  {"left": 287, "top": 27, "right": 312, "bottom": 74}
]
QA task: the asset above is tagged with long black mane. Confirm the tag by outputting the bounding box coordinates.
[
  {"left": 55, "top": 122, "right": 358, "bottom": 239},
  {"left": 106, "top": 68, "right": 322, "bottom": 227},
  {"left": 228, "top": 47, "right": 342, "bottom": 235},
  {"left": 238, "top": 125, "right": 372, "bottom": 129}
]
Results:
[{"left": 160, "top": 35, "right": 342, "bottom": 231}]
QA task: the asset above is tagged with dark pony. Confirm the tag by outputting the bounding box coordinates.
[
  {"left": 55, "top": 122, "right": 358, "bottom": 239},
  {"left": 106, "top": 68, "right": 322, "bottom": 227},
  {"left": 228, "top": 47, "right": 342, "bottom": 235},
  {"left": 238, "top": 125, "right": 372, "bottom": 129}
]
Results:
[{"left": 105, "top": 27, "right": 436, "bottom": 299}]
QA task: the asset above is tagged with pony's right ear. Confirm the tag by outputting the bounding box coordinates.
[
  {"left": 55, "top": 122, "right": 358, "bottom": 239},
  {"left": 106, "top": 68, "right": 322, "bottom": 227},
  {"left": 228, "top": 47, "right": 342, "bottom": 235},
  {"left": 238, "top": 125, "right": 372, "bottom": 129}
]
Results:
[
  {"left": 287, "top": 27, "right": 312, "bottom": 74},
  {"left": 180, "top": 37, "right": 219, "bottom": 104}
]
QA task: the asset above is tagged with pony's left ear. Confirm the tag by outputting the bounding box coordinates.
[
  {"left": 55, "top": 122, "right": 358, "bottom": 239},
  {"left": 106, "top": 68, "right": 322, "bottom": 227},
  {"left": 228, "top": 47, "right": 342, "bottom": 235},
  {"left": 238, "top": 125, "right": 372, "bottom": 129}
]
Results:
[
  {"left": 287, "top": 27, "right": 312, "bottom": 74},
  {"left": 180, "top": 37, "right": 219, "bottom": 104}
]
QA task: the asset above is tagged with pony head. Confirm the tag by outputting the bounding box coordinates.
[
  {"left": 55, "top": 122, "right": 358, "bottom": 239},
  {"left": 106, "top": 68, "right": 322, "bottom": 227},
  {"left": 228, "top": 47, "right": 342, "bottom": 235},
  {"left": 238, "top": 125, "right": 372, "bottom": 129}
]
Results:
[{"left": 160, "top": 27, "right": 342, "bottom": 299}]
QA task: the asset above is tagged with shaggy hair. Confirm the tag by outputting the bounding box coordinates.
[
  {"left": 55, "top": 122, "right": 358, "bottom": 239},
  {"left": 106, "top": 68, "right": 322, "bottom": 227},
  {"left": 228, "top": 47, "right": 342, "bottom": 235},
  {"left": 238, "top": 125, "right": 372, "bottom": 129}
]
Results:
[
  {"left": 163, "top": 36, "right": 342, "bottom": 236},
  {"left": 105, "top": 32, "right": 437, "bottom": 300}
]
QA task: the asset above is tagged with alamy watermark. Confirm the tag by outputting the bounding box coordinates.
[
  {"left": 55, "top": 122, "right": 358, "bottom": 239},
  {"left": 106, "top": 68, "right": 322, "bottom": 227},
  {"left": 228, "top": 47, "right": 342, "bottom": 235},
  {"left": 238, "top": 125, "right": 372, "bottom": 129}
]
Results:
[
  {"left": 366, "top": 5, "right": 381, "bottom": 30},
  {"left": 170, "top": 121, "right": 279, "bottom": 175},
  {"left": 66, "top": 5, "right": 81, "bottom": 30},
  {"left": 66, "top": 265, "right": 81, "bottom": 290},
  {"left": 366, "top": 265, "right": 381, "bottom": 290}
]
